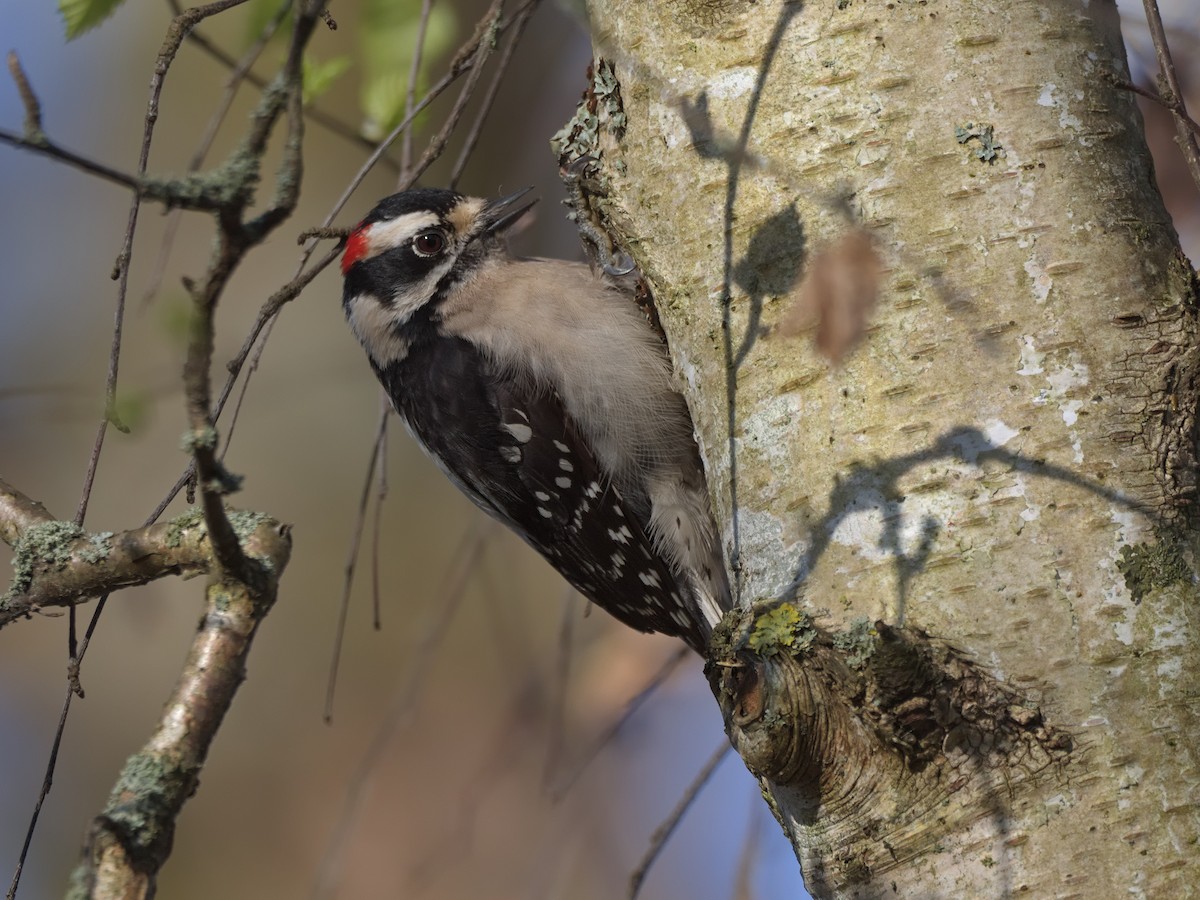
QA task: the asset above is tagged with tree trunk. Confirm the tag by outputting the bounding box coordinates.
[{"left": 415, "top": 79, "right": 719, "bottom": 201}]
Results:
[{"left": 574, "top": 0, "right": 1200, "bottom": 895}]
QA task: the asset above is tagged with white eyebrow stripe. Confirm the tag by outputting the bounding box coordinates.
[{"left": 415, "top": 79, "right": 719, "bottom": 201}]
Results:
[{"left": 363, "top": 212, "right": 441, "bottom": 261}]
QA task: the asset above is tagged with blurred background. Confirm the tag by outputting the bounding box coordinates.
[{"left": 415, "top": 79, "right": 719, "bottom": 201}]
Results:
[{"left": 0, "top": 1, "right": 1195, "bottom": 899}]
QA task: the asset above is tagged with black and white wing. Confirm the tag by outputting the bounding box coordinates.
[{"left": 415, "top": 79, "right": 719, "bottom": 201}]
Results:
[{"left": 380, "top": 335, "right": 710, "bottom": 651}]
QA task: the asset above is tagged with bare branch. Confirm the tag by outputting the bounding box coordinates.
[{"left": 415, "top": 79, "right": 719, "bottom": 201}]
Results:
[
  {"left": 141, "top": 0, "right": 291, "bottom": 307},
  {"left": 1, "top": 52, "right": 139, "bottom": 190},
  {"left": 1108, "top": 74, "right": 1200, "bottom": 136},
  {"left": 312, "top": 521, "right": 491, "bottom": 900},
  {"left": 323, "top": 407, "right": 389, "bottom": 722},
  {"left": 172, "top": 0, "right": 399, "bottom": 168},
  {"left": 549, "top": 645, "right": 691, "bottom": 801},
  {"left": 449, "top": 0, "right": 539, "bottom": 187},
  {"left": 401, "top": 0, "right": 436, "bottom": 181},
  {"left": 542, "top": 588, "right": 577, "bottom": 789},
  {"left": 369, "top": 396, "right": 390, "bottom": 629},
  {"left": 404, "top": 0, "right": 504, "bottom": 188},
  {"left": 628, "top": 742, "right": 733, "bottom": 899},
  {"left": 6, "top": 51, "right": 42, "bottom": 137},
  {"left": 180, "top": 1, "right": 321, "bottom": 583},
  {"left": 1141, "top": 0, "right": 1200, "bottom": 190}
]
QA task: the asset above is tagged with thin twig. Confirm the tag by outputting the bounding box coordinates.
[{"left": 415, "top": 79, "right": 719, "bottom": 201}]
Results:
[
  {"left": 733, "top": 793, "right": 764, "bottom": 900},
  {"left": 628, "top": 742, "right": 734, "bottom": 899},
  {"left": 406, "top": 677, "right": 546, "bottom": 893},
  {"left": 549, "top": 645, "right": 691, "bottom": 801},
  {"left": 1109, "top": 75, "right": 1200, "bottom": 135},
  {"left": 322, "top": 0, "right": 536, "bottom": 237},
  {"left": 168, "top": 0, "right": 399, "bottom": 168},
  {"left": 449, "top": 0, "right": 538, "bottom": 187},
  {"left": 542, "top": 588, "right": 577, "bottom": 789},
  {"left": 6, "top": 51, "right": 42, "bottom": 135},
  {"left": 0, "top": 57, "right": 138, "bottom": 190},
  {"left": 324, "top": 407, "right": 388, "bottom": 723},
  {"left": 310, "top": 521, "right": 492, "bottom": 900},
  {"left": 1141, "top": 0, "right": 1200, "bottom": 190},
  {"left": 370, "top": 394, "right": 390, "bottom": 629},
  {"left": 141, "top": 0, "right": 291, "bottom": 307},
  {"left": 0, "top": 126, "right": 141, "bottom": 189},
  {"left": 400, "top": 0, "right": 436, "bottom": 182},
  {"left": 4, "top": 685, "right": 74, "bottom": 900},
  {"left": 404, "top": 0, "right": 504, "bottom": 188}
]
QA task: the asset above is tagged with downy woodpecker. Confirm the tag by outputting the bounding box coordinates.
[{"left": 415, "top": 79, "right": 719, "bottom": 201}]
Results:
[{"left": 340, "top": 188, "right": 730, "bottom": 652}]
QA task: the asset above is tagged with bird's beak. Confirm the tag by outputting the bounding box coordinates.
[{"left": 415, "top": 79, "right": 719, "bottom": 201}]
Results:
[{"left": 481, "top": 187, "right": 538, "bottom": 236}]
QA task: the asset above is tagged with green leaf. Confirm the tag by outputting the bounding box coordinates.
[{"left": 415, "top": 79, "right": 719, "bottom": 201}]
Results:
[
  {"left": 359, "top": 0, "right": 456, "bottom": 140},
  {"left": 58, "top": 0, "right": 126, "bottom": 39},
  {"left": 303, "top": 55, "right": 352, "bottom": 106}
]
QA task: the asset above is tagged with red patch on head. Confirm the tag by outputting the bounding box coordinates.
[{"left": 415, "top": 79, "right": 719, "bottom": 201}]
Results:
[{"left": 341, "top": 225, "right": 370, "bottom": 275}]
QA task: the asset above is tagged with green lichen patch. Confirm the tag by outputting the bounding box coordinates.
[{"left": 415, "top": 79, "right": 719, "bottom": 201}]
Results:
[
  {"left": 80, "top": 532, "right": 114, "bottom": 565},
  {"left": 1116, "top": 526, "right": 1193, "bottom": 604},
  {"left": 6, "top": 520, "right": 85, "bottom": 595},
  {"left": 955, "top": 122, "right": 1003, "bottom": 163},
  {"left": 833, "top": 617, "right": 878, "bottom": 669},
  {"left": 164, "top": 507, "right": 205, "bottom": 548},
  {"left": 180, "top": 425, "right": 218, "bottom": 454},
  {"left": 551, "top": 58, "right": 626, "bottom": 165},
  {"left": 747, "top": 604, "right": 816, "bottom": 657}
]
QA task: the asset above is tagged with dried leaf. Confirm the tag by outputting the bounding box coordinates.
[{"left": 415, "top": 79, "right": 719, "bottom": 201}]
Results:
[{"left": 775, "top": 229, "right": 881, "bottom": 364}]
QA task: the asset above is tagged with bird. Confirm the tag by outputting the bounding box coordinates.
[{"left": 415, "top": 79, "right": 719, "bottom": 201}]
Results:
[{"left": 339, "top": 186, "right": 731, "bottom": 652}]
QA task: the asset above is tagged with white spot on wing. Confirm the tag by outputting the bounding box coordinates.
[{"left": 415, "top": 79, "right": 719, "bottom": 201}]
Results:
[
  {"left": 555, "top": 476, "right": 572, "bottom": 488},
  {"left": 504, "top": 422, "right": 533, "bottom": 443},
  {"left": 608, "top": 526, "right": 631, "bottom": 544}
]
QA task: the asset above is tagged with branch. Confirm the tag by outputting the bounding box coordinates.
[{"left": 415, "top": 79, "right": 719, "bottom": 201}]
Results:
[
  {"left": 180, "top": 1, "right": 321, "bottom": 585},
  {"left": 1141, "top": 0, "right": 1200, "bottom": 191},
  {"left": 1, "top": 52, "right": 141, "bottom": 191},
  {"left": 67, "top": 516, "right": 292, "bottom": 897},
  {"left": 1, "top": 518, "right": 209, "bottom": 628},
  {"left": 0, "top": 476, "right": 55, "bottom": 544}
]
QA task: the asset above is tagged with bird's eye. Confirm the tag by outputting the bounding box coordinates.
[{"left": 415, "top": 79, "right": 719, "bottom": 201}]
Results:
[{"left": 413, "top": 231, "right": 445, "bottom": 257}]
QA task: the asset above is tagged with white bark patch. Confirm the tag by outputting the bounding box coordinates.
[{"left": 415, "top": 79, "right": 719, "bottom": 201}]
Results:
[
  {"left": 983, "top": 419, "right": 1019, "bottom": 448},
  {"left": 1036, "top": 82, "right": 1083, "bottom": 132},
  {"left": 1024, "top": 256, "right": 1052, "bottom": 303},
  {"left": 1019, "top": 337, "right": 1090, "bottom": 463},
  {"left": 707, "top": 67, "right": 757, "bottom": 100},
  {"left": 1017, "top": 336, "right": 1045, "bottom": 375}
]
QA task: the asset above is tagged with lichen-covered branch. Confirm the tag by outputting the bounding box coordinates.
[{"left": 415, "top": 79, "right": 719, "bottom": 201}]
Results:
[
  {"left": 0, "top": 477, "right": 290, "bottom": 629},
  {"left": 65, "top": 517, "right": 292, "bottom": 899}
]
